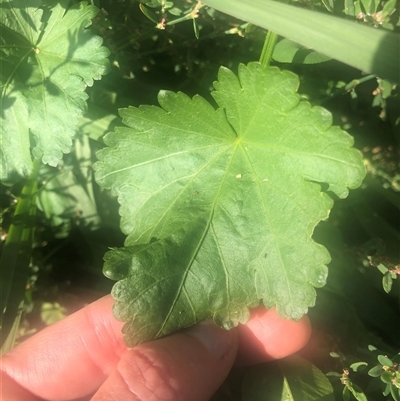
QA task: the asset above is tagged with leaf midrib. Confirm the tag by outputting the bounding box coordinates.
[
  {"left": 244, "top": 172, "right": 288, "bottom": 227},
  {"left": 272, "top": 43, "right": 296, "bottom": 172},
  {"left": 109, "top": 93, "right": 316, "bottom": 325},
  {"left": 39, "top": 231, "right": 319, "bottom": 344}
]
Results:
[{"left": 155, "top": 143, "right": 241, "bottom": 336}]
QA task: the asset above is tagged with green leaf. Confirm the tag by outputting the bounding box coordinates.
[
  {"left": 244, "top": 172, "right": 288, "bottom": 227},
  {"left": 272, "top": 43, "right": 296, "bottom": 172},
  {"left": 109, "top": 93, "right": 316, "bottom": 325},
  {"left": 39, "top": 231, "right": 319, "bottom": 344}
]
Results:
[
  {"left": 95, "top": 62, "right": 366, "bottom": 346},
  {"left": 381, "top": 0, "right": 397, "bottom": 18},
  {"left": 203, "top": 0, "right": 400, "bottom": 83},
  {"left": 273, "top": 39, "right": 331, "bottom": 64},
  {"left": 350, "top": 362, "right": 368, "bottom": 372},
  {"left": 360, "top": 0, "right": 376, "bottom": 15},
  {"left": 241, "top": 362, "right": 286, "bottom": 400},
  {"left": 144, "top": 1, "right": 162, "bottom": 8},
  {"left": 348, "top": 383, "right": 368, "bottom": 401},
  {"left": 242, "top": 357, "right": 335, "bottom": 401},
  {"left": 36, "top": 134, "right": 101, "bottom": 237},
  {"left": 381, "top": 371, "right": 394, "bottom": 384},
  {"left": 368, "top": 365, "right": 384, "bottom": 377},
  {"left": 0, "top": 0, "right": 110, "bottom": 183},
  {"left": 383, "top": 382, "right": 391, "bottom": 396},
  {"left": 382, "top": 271, "right": 393, "bottom": 293},
  {"left": 391, "top": 385, "right": 400, "bottom": 401},
  {"left": 376, "top": 262, "right": 389, "bottom": 274},
  {"left": 322, "top": 0, "right": 334, "bottom": 13},
  {"left": 344, "top": 0, "right": 356, "bottom": 16},
  {"left": 377, "top": 355, "right": 393, "bottom": 366},
  {"left": 343, "top": 386, "right": 351, "bottom": 401},
  {"left": 139, "top": 3, "right": 159, "bottom": 24},
  {"left": 0, "top": 160, "right": 39, "bottom": 348},
  {"left": 280, "top": 356, "right": 335, "bottom": 400},
  {"left": 193, "top": 18, "right": 200, "bottom": 39},
  {"left": 168, "top": 7, "right": 182, "bottom": 16}
]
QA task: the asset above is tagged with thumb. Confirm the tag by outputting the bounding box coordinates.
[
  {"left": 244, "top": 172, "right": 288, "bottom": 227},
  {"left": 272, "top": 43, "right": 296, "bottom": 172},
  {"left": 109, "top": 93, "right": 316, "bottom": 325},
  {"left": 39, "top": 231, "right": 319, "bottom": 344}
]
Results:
[{"left": 91, "top": 321, "right": 238, "bottom": 401}]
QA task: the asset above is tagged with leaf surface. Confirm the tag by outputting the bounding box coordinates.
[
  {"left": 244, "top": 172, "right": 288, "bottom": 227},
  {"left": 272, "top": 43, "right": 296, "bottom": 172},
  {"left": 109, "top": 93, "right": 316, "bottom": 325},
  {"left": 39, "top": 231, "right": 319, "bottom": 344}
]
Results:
[
  {"left": 242, "top": 356, "right": 335, "bottom": 401},
  {"left": 273, "top": 39, "right": 331, "bottom": 64},
  {"left": 0, "top": 0, "right": 109, "bottom": 183},
  {"left": 95, "top": 63, "right": 366, "bottom": 346}
]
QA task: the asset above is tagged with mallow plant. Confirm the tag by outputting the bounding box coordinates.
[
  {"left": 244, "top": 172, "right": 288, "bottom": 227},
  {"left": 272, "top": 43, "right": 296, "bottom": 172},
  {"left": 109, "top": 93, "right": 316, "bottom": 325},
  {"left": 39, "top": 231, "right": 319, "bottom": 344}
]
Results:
[{"left": 1, "top": 0, "right": 399, "bottom": 399}]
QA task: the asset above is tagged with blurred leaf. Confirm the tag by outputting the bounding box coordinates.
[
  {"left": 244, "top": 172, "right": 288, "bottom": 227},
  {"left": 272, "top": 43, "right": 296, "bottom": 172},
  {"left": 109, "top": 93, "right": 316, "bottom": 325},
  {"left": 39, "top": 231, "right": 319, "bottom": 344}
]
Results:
[
  {"left": 383, "top": 382, "right": 391, "bottom": 396},
  {"left": 139, "top": 3, "right": 159, "bottom": 24},
  {"left": 368, "top": 364, "right": 384, "bottom": 377},
  {"left": 37, "top": 135, "right": 101, "bottom": 238},
  {"left": 350, "top": 362, "right": 368, "bottom": 372},
  {"left": 391, "top": 385, "right": 400, "bottom": 401},
  {"left": 193, "top": 18, "right": 200, "bottom": 39},
  {"left": 0, "top": 0, "right": 110, "bottom": 183},
  {"left": 279, "top": 356, "right": 335, "bottom": 400},
  {"left": 348, "top": 383, "right": 368, "bottom": 401},
  {"left": 40, "top": 302, "right": 67, "bottom": 325},
  {"left": 242, "top": 362, "right": 286, "bottom": 400},
  {"left": 273, "top": 39, "right": 331, "bottom": 64},
  {"left": 168, "top": 7, "right": 182, "bottom": 15},
  {"left": 377, "top": 354, "right": 393, "bottom": 366},
  {"left": 322, "top": 0, "right": 334, "bottom": 13},
  {"left": 381, "top": 0, "right": 397, "bottom": 18},
  {"left": 203, "top": 0, "right": 400, "bottom": 83},
  {"left": 382, "top": 271, "right": 393, "bottom": 293},
  {"left": 145, "top": 1, "right": 162, "bottom": 8},
  {"left": 78, "top": 104, "right": 119, "bottom": 141},
  {"left": 381, "top": 371, "right": 394, "bottom": 384},
  {"left": 242, "top": 356, "right": 335, "bottom": 401},
  {"left": 345, "top": 0, "right": 356, "bottom": 16},
  {"left": 343, "top": 386, "right": 351, "bottom": 401},
  {"left": 0, "top": 161, "right": 39, "bottom": 348},
  {"left": 360, "top": 0, "right": 377, "bottom": 14},
  {"left": 0, "top": 301, "right": 23, "bottom": 354}
]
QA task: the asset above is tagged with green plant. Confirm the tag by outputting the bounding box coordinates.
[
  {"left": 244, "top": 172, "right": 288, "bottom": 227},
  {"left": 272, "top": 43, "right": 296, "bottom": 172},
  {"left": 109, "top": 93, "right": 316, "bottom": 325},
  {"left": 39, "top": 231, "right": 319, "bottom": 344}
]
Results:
[
  {"left": 0, "top": 0, "right": 110, "bottom": 350},
  {"left": 94, "top": 61, "right": 365, "bottom": 345},
  {"left": 1, "top": 0, "right": 399, "bottom": 399}
]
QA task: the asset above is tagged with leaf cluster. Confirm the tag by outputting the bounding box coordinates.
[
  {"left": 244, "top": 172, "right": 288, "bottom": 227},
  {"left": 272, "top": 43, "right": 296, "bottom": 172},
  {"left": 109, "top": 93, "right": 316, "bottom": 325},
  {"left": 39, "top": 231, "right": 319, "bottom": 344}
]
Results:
[{"left": 0, "top": 0, "right": 110, "bottom": 183}]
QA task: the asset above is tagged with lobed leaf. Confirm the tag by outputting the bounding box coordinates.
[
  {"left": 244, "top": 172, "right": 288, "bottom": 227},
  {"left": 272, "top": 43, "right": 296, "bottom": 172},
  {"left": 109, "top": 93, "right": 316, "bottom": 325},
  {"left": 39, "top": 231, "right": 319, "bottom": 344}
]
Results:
[
  {"left": 95, "top": 62, "right": 366, "bottom": 346},
  {"left": 0, "top": 0, "right": 110, "bottom": 183}
]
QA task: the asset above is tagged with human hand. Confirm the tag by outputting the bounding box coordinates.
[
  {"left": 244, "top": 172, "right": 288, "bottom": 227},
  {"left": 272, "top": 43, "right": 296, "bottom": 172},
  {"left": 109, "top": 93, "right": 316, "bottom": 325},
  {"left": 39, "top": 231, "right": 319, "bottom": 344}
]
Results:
[{"left": 0, "top": 295, "right": 311, "bottom": 401}]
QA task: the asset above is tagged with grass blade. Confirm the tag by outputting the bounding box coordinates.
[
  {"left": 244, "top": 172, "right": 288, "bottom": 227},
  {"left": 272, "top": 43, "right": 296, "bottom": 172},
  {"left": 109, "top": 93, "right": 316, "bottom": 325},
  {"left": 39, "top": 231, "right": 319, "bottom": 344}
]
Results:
[
  {"left": 203, "top": 0, "right": 399, "bottom": 82},
  {"left": 0, "top": 160, "right": 39, "bottom": 349}
]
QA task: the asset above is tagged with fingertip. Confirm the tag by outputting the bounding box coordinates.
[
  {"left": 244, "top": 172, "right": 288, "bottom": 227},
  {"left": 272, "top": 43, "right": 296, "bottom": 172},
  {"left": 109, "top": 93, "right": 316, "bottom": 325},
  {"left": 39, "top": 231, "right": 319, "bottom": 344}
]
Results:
[
  {"left": 235, "top": 307, "right": 311, "bottom": 366},
  {"left": 92, "top": 322, "right": 238, "bottom": 401}
]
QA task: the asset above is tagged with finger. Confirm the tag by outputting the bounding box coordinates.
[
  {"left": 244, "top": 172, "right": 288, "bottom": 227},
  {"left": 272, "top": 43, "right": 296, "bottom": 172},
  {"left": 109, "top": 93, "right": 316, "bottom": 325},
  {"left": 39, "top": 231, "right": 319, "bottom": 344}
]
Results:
[
  {"left": 1, "top": 295, "right": 127, "bottom": 401},
  {"left": 235, "top": 306, "right": 312, "bottom": 366},
  {"left": 0, "top": 373, "right": 42, "bottom": 401},
  {"left": 1, "top": 296, "right": 310, "bottom": 400},
  {"left": 91, "top": 321, "right": 237, "bottom": 401}
]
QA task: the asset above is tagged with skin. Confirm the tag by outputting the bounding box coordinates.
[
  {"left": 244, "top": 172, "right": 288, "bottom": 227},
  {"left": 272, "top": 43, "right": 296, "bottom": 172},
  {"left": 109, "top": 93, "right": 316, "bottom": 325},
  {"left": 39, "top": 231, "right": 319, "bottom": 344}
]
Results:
[{"left": 0, "top": 295, "right": 311, "bottom": 401}]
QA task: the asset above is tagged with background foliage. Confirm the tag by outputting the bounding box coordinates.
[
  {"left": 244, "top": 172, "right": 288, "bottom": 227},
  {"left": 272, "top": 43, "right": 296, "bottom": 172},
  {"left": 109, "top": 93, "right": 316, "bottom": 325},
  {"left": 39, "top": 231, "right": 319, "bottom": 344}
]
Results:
[{"left": 1, "top": 0, "right": 399, "bottom": 399}]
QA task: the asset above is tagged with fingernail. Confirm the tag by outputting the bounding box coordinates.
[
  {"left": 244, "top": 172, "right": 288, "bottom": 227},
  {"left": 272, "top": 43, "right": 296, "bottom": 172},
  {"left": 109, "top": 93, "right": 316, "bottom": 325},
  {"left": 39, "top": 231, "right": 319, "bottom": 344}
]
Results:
[{"left": 186, "top": 321, "right": 236, "bottom": 359}]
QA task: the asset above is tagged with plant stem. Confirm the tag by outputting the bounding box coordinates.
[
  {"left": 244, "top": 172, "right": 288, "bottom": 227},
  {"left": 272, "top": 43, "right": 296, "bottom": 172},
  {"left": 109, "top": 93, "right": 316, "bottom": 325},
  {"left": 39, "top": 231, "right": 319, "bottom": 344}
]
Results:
[
  {"left": 0, "top": 159, "right": 40, "bottom": 351},
  {"left": 259, "top": 30, "right": 278, "bottom": 69},
  {"left": 318, "top": 74, "right": 376, "bottom": 104},
  {"left": 166, "top": 1, "right": 204, "bottom": 26}
]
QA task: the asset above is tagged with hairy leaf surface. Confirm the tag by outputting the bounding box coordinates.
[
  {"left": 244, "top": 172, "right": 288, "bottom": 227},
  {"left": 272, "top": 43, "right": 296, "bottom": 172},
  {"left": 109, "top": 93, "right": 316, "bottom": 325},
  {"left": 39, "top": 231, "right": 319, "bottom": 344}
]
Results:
[
  {"left": 0, "top": 0, "right": 109, "bottom": 183},
  {"left": 95, "top": 63, "right": 366, "bottom": 346}
]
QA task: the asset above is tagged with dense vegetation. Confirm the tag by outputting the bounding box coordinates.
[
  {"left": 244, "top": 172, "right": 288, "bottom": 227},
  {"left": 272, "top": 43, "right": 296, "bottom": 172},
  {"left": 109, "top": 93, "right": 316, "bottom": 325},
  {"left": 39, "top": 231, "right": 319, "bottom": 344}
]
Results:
[{"left": 1, "top": 0, "right": 399, "bottom": 399}]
